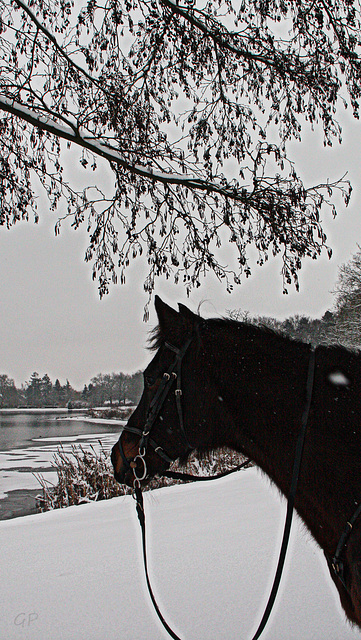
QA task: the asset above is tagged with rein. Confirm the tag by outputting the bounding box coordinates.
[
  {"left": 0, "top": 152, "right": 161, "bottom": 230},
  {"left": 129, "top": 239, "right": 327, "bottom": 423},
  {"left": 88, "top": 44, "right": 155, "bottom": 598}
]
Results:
[
  {"left": 332, "top": 503, "right": 361, "bottom": 591},
  {"left": 124, "top": 343, "right": 318, "bottom": 640},
  {"left": 133, "top": 459, "right": 252, "bottom": 640}
]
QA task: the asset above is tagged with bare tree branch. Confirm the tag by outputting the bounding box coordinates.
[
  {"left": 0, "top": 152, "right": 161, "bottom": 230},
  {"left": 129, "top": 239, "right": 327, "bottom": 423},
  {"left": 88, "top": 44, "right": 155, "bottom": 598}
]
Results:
[{"left": 0, "top": 0, "right": 358, "bottom": 299}]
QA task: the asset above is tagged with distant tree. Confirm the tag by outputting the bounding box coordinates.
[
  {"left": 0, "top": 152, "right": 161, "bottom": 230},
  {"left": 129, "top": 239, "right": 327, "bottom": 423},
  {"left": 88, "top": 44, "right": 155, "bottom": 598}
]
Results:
[
  {"left": 113, "top": 371, "right": 144, "bottom": 405},
  {"left": 126, "top": 371, "right": 144, "bottom": 405},
  {"left": 89, "top": 373, "right": 115, "bottom": 406},
  {"left": 41, "top": 373, "right": 53, "bottom": 406},
  {"left": 18, "top": 384, "right": 27, "bottom": 407},
  {"left": 86, "top": 371, "right": 143, "bottom": 406},
  {"left": 26, "top": 371, "right": 42, "bottom": 407},
  {"left": 113, "top": 372, "right": 132, "bottom": 405},
  {"left": 21, "top": 373, "right": 81, "bottom": 407},
  {"left": 228, "top": 309, "right": 336, "bottom": 346},
  {"left": 331, "top": 247, "right": 361, "bottom": 348},
  {"left": 320, "top": 310, "right": 338, "bottom": 344},
  {"left": 54, "top": 378, "right": 64, "bottom": 405},
  {"left": 87, "top": 383, "right": 95, "bottom": 407},
  {"left": 227, "top": 309, "right": 252, "bottom": 324},
  {"left": 0, "top": 0, "right": 357, "bottom": 306},
  {"left": 64, "top": 379, "right": 74, "bottom": 404},
  {"left": 0, "top": 374, "right": 18, "bottom": 407},
  {"left": 281, "top": 315, "right": 326, "bottom": 345}
]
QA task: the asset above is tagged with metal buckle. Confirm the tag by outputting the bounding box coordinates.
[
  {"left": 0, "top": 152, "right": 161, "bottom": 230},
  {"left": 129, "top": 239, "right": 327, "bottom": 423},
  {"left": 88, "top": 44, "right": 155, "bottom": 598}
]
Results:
[{"left": 133, "top": 452, "right": 147, "bottom": 483}]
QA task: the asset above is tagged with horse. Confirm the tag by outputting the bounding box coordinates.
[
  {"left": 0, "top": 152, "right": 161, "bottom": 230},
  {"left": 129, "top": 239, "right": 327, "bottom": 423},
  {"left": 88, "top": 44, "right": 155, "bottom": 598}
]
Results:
[{"left": 111, "top": 295, "right": 361, "bottom": 628}]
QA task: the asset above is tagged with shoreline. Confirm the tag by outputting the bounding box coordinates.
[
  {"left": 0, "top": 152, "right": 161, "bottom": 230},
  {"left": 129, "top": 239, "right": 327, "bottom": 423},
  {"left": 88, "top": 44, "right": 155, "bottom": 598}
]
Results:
[
  {"left": 0, "top": 407, "right": 85, "bottom": 415},
  {"left": 0, "top": 412, "right": 127, "bottom": 521},
  {"left": 58, "top": 415, "right": 126, "bottom": 426}
]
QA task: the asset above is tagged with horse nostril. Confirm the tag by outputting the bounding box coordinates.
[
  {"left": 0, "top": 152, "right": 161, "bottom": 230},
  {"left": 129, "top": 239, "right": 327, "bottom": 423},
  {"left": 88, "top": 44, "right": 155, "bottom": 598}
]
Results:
[
  {"left": 114, "top": 470, "right": 125, "bottom": 484},
  {"left": 110, "top": 446, "right": 116, "bottom": 467},
  {"left": 111, "top": 444, "right": 122, "bottom": 475}
]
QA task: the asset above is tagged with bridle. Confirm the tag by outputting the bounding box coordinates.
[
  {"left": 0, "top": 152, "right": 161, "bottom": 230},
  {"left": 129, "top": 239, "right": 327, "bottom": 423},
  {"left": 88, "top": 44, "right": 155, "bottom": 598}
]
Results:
[
  {"left": 116, "top": 336, "right": 361, "bottom": 638},
  {"left": 117, "top": 336, "right": 194, "bottom": 487}
]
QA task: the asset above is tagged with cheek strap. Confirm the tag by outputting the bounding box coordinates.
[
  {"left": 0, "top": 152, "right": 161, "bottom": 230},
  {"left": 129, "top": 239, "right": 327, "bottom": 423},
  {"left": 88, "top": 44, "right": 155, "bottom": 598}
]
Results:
[{"left": 117, "top": 438, "right": 132, "bottom": 471}]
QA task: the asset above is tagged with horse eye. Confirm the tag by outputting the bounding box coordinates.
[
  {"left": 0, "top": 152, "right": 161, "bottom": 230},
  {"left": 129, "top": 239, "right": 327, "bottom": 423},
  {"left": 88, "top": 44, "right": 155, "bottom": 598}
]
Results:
[{"left": 145, "top": 375, "right": 156, "bottom": 387}]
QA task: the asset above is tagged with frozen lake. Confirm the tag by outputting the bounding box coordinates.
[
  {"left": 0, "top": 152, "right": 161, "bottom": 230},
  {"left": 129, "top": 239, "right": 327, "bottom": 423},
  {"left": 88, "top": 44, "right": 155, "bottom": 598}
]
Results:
[{"left": 0, "top": 410, "right": 124, "bottom": 519}]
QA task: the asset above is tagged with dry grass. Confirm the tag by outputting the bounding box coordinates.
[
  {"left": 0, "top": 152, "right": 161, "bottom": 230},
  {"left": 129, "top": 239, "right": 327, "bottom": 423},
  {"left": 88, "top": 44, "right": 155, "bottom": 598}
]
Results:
[
  {"left": 35, "top": 443, "right": 250, "bottom": 512},
  {"left": 35, "top": 442, "right": 130, "bottom": 511}
]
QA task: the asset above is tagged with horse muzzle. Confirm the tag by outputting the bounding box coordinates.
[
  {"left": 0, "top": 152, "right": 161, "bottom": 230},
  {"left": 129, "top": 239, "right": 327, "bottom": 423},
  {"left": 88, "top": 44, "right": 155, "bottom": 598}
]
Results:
[
  {"left": 111, "top": 440, "right": 133, "bottom": 486},
  {"left": 111, "top": 437, "right": 149, "bottom": 487}
]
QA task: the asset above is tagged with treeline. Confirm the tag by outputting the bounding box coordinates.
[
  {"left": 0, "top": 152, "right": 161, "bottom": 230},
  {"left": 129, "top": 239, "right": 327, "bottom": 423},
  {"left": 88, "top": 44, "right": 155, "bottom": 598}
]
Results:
[
  {"left": 0, "top": 310, "right": 348, "bottom": 409},
  {"left": 3, "top": 246, "right": 361, "bottom": 409},
  {"left": 230, "top": 246, "right": 361, "bottom": 351},
  {"left": 0, "top": 371, "right": 143, "bottom": 409},
  {"left": 228, "top": 309, "right": 338, "bottom": 346}
]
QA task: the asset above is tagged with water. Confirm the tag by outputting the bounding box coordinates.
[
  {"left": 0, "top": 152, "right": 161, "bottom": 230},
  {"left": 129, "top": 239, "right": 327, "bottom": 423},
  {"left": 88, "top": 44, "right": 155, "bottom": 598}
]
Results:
[{"left": 0, "top": 410, "right": 124, "bottom": 520}]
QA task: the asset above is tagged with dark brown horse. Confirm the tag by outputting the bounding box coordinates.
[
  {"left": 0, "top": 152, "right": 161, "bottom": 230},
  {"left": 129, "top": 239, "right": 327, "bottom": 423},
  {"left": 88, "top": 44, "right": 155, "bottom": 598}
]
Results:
[{"left": 111, "top": 295, "right": 361, "bottom": 628}]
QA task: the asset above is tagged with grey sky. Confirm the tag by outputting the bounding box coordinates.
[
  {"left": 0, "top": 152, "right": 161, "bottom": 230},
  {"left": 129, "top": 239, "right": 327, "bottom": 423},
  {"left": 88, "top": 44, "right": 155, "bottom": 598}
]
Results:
[{"left": 1, "top": 110, "right": 360, "bottom": 389}]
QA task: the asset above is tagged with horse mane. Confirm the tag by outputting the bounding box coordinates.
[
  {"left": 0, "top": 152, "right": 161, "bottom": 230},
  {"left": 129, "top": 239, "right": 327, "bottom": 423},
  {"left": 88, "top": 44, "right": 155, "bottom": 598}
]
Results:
[
  {"left": 208, "top": 315, "right": 283, "bottom": 336},
  {"left": 148, "top": 313, "right": 296, "bottom": 352},
  {"left": 148, "top": 325, "right": 166, "bottom": 351}
]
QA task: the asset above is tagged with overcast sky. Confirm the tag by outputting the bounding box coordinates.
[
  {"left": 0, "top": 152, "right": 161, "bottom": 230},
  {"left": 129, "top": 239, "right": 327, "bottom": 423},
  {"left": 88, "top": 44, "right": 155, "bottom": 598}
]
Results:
[{"left": 1, "top": 109, "right": 361, "bottom": 389}]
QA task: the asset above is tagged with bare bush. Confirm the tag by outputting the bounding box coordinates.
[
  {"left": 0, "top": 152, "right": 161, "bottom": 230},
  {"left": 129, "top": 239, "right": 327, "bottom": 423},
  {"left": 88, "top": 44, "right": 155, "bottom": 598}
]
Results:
[
  {"left": 35, "top": 443, "right": 250, "bottom": 512},
  {"left": 35, "top": 442, "right": 130, "bottom": 511}
]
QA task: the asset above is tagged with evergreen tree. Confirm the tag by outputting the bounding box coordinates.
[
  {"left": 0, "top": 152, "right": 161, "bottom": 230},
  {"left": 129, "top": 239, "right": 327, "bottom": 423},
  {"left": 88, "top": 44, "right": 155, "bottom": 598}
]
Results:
[{"left": 0, "top": 374, "right": 18, "bottom": 408}]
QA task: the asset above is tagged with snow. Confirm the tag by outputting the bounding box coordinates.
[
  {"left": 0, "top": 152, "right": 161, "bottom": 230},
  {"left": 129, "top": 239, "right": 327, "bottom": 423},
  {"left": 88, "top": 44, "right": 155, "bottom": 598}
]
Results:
[
  {"left": 0, "top": 96, "right": 78, "bottom": 138},
  {"left": 1, "top": 468, "right": 361, "bottom": 640},
  {"left": 55, "top": 417, "right": 126, "bottom": 426}
]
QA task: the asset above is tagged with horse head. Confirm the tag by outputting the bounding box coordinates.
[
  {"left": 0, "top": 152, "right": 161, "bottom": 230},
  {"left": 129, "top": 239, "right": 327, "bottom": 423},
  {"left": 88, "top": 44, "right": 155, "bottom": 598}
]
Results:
[{"left": 111, "top": 296, "right": 226, "bottom": 486}]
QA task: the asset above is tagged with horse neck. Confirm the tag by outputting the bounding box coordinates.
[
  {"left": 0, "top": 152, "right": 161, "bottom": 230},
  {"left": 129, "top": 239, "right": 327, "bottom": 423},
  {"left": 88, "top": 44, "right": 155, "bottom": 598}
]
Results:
[
  {"left": 206, "top": 324, "right": 338, "bottom": 552},
  {"left": 210, "top": 325, "right": 309, "bottom": 477}
]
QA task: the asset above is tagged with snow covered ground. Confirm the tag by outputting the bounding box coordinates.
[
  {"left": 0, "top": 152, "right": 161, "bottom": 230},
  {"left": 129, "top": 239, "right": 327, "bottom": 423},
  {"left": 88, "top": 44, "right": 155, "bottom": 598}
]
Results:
[{"left": 1, "top": 467, "right": 361, "bottom": 640}]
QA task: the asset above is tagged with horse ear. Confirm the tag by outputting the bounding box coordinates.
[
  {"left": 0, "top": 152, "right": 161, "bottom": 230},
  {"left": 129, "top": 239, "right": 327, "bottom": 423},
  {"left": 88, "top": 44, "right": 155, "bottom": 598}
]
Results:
[
  {"left": 154, "top": 296, "right": 197, "bottom": 344},
  {"left": 178, "top": 303, "right": 199, "bottom": 323},
  {"left": 154, "top": 296, "right": 182, "bottom": 338}
]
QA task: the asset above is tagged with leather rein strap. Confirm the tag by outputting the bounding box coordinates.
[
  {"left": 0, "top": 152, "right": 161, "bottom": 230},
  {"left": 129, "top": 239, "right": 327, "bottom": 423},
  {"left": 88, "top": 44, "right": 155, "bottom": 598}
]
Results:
[
  {"left": 132, "top": 346, "right": 317, "bottom": 640},
  {"left": 133, "top": 459, "right": 252, "bottom": 640},
  {"left": 332, "top": 503, "right": 361, "bottom": 591}
]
